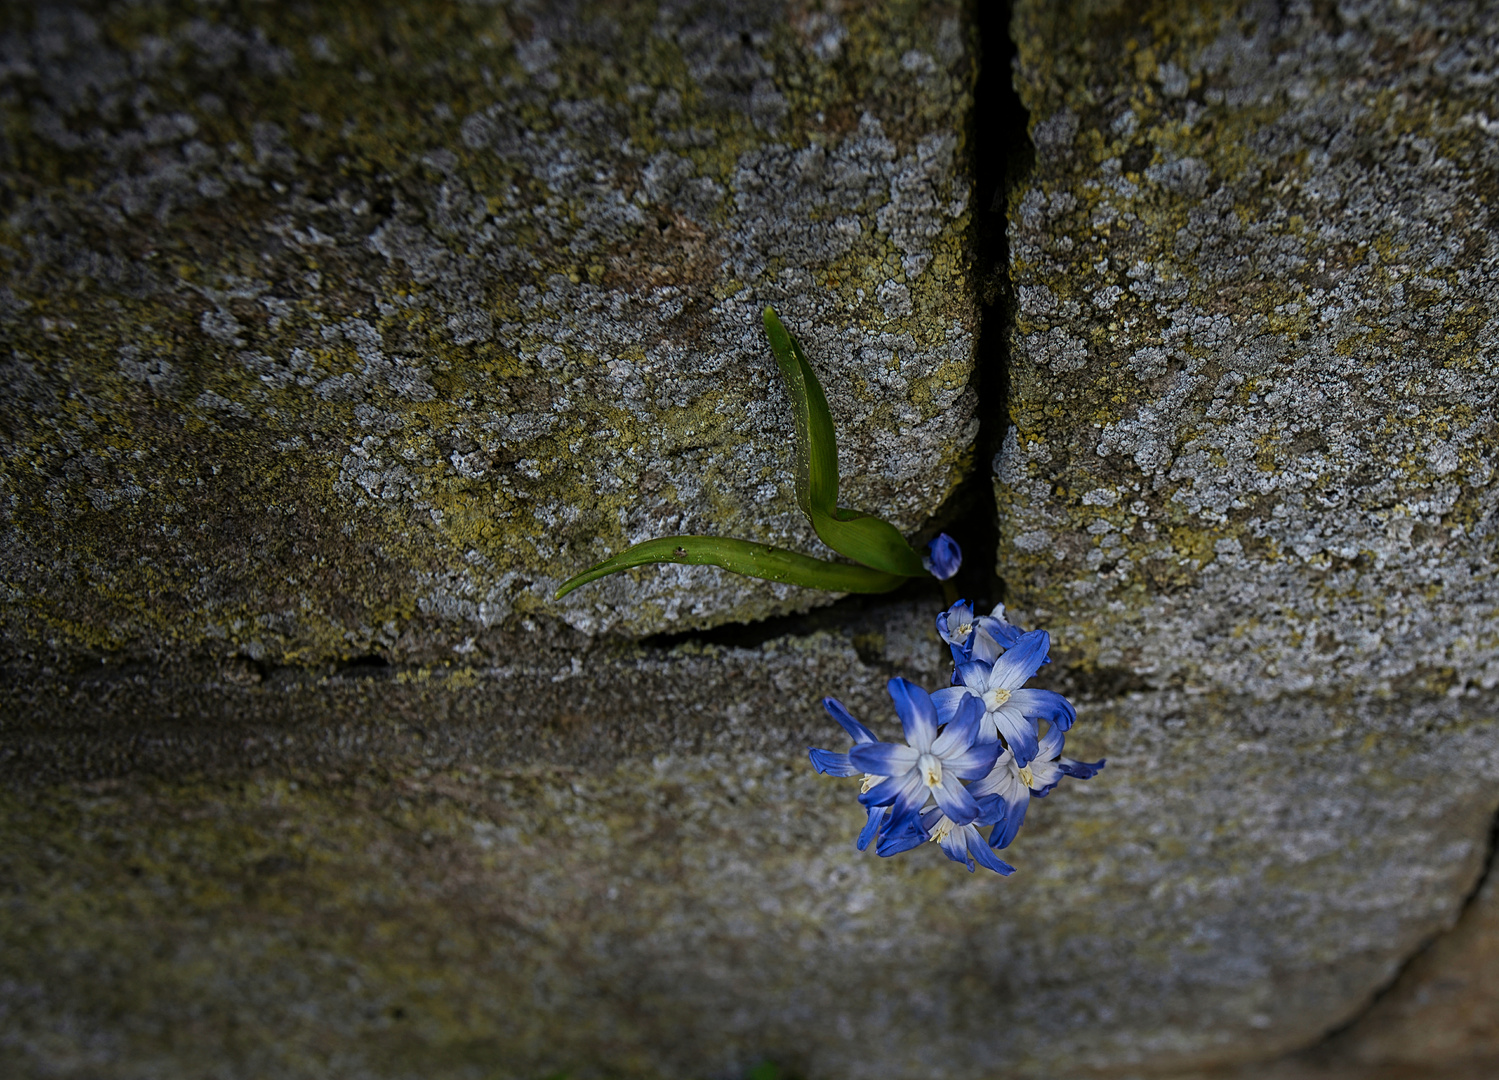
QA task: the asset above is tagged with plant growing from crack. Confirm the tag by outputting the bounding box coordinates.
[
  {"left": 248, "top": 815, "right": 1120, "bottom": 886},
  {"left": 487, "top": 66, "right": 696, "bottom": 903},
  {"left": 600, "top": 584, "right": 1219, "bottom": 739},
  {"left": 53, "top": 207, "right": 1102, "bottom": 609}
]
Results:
[
  {"left": 558, "top": 308, "right": 1102, "bottom": 874},
  {"left": 554, "top": 307, "right": 960, "bottom": 599}
]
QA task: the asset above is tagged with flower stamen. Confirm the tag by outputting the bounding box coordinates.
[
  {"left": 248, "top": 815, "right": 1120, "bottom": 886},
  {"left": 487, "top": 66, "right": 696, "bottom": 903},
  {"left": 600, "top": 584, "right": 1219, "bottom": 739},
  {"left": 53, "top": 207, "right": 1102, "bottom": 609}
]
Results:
[{"left": 983, "top": 687, "right": 1011, "bottom": 711}]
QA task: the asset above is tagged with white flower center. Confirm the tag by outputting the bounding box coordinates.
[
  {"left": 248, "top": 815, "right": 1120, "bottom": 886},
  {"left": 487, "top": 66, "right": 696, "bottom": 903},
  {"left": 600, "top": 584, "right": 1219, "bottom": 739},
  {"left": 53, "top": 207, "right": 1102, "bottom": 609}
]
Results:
[
  {"left": 929, "top": 818, "right": 953, "bottom": 844},
  {"left": 1018, "top": 765, "right": 1035, "bottom": 788},
  {"left": 982, "top": 687, "right": 1011, "bottom": 711},
  {"left": 918, "top": 752, "right": 943, "bottom": 787},
  {"left": 860, "top": 774, "right": 878, "bottom": 793}
]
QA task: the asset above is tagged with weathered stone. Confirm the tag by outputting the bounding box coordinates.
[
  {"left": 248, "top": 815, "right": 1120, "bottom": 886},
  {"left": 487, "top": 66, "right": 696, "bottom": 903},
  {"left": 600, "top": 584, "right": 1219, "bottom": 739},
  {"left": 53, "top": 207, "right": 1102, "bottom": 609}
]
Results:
[
  {"left": 1313, "top": 860, "right": 1499, "bottom": 1073},
  {"left": 0, "top": 0, "right": 979, "bottom": 658},
  {"left": 1003, "top": 0, "right": 1499, "bottom": 700},
  {"left": 3, "top": 601, "right": 1497, "bottom": 1080},
  {"left": 995, "top": 0, "right": 1499, "bottom": 1071},
  {"left": 8, "top": 0, "right": 1499, "bottom": 1078}
]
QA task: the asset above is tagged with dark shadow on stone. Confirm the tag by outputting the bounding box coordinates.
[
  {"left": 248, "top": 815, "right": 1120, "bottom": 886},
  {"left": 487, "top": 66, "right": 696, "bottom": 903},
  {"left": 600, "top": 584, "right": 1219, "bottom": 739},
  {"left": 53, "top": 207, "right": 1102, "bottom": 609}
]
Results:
[
  {"left": 933, "top": 0, "right": 1034, "bottom": 612},
  {"left": 640, "top": 577, "right": 943, "bottom": 652},
  {"left": 336, "top": 653, "right": 392, "bottom": 677}
]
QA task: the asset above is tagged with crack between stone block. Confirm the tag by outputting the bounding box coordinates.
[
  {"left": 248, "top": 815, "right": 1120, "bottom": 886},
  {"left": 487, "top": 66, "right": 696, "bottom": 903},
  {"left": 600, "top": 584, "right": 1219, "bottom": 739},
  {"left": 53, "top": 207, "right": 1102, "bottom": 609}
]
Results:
[
  {"left": 644, "top": 0, "right": 1034, "bottom": 654},
  {"left": 1288, "top": 800, "right": 1499, "bottom": 1064}
]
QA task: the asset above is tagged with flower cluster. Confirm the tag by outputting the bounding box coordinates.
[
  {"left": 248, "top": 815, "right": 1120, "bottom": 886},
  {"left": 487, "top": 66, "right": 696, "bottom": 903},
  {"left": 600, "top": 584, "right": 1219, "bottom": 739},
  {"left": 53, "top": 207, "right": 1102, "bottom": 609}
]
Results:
[{"left": 809, "top": 599, "right": 1105, "bottom": 874}]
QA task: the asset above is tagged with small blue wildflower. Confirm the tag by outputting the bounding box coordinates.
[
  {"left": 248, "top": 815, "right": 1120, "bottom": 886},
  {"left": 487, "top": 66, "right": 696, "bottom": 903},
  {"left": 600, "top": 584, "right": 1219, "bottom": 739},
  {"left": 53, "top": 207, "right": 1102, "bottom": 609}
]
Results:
[
  {"left": 936, "top": 599, "right": 978, "bottom": 650},
  {"left": 849, "top": 679, "right": 998, "bottom": 833},
  {"left": 969, "top": 724, "right": 1106, "bottom": 849},
  {"left": 931, "top": 629, "right": 1072, "bottom": 767},
  {"left": 808, "top": 697, "right": 887, "bottom": 850},
  {"left": 809, "top": 601, "right": 1098, "bottom": 874},
  {"left": 923, "top": 532, "right": 962, "bottom": 580},
  {"left": 937, "top": 599, "right": 1025, "bottom": 668}
]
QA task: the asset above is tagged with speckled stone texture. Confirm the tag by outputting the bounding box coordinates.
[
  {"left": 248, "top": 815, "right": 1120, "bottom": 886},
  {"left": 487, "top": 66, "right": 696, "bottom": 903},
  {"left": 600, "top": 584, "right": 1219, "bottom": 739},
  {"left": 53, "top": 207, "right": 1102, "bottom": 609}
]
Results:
[
  {"left": 1004, "top": 0, "right": 1499, "bottom": 699},
  {"left": 8, "top": 1, "right": 1499, "bottom": 1079},
  {"left": 0, "top": 0, "right": 978, "bottom": 657},
  {"left": 3, "top": 609, "right": 1491, "bottom": 1080},
  {"left": 4, "top": 601, "right": 1499, "bottom": 1080},
  {"left": 993, "top": 0, "right": 1499, "bottom": 1072}
]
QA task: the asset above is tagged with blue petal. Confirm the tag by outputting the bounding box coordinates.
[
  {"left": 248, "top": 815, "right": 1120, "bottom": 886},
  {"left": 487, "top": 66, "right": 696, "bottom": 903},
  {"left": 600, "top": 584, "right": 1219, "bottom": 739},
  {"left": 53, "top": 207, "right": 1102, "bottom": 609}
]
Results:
[
  {"left": 858, "top": 771, "right": 912, "bottom": 808},
  {"left": 989, "top": 787, "right": 1030, "bottom": 850},
  {"left": 1059, "top": 756, "right": 1106, "bottom": 779},
  {"left": 885, "top": 772, "right": 931, "bottom": 834},
  {"left": 1010, "top": 688, "right": 1076, "bottom": 732},
  {"left": 822, "top": 697, "right": 878, "bottom": 744},
  {"left": 876, "top": 815, "right": 928, "bottom": 857},
  {"left": 931, "top": 685, "right": 971, "bottom": 724},
  {"left": 971, "top": 792, "right": 1005, "bottom": 825},
  {"left": 924, "top": 533, "right": 962, "bottom": 580},
  {"left": 931, "top": 693, "right": 984, "bottom": 756},
  {"left": 856, "top": 806, "right": 883, "bottom": 851},
  {"left": 849, "top": 742, "right": 919, "bottom": 776},
  {"left": 1035, "top": 723, "right": 1066, "bottom": 762},
  {"left": 948, "top": 641, "right": 971, "bottom": 671},
  {"left": 992, "top": 705, "right": 1040, "bottom": 768},
  {"left": 954, "top": 658, "right": 992, "bottom": 692},
  {"left": 808, "top": 748, "right": 860, "bottom": 777},
  {"left": 974, "top": 613, "right": 1023, "bottom": 650},
  {"left": 942, "top": 740, "right": 1001, "bottom": 781},
  {"left": 932, "top": 774, "right": 982, "bottom": 826},
  {"left": 887, "top": 677, "right": 938, "bottom": 752},
  {"left": 969, "top": 832, "right": 1017, "bottom": 876},
  {"left": 989, "top": 629, "right": 1051, "bottom": 690},
  {"left": 938, "top": 824, "right": 975, "bottom": 870}
]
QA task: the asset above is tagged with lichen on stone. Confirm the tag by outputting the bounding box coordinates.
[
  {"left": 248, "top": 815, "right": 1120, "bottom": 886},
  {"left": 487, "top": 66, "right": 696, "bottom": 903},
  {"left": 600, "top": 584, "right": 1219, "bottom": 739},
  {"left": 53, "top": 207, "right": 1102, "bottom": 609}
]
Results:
[
  {"left": 1001, "top": 0, "right": 1499, "bottom": 699},
  {"left": 0, "top": 0, "right": 980, "bottom": 662}
]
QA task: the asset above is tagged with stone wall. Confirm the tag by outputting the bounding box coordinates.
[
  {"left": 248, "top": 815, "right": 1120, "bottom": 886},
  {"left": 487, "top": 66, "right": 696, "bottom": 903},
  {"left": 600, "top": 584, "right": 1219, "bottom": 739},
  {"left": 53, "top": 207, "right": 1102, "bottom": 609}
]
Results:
[
  {"left": 997, "top": 0, "right": 1499, "bottom": 1072},
  {"left": 4, "top": 1, "right": 1499, "bottom": 1079},
  {"left": 0, "top": 0, "right": 978, "bottom": 654}
]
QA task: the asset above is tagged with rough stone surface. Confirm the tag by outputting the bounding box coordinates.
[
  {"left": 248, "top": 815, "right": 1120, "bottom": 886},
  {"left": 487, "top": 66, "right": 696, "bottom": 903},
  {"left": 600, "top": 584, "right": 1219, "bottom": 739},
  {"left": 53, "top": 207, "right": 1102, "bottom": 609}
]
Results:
[
  {"left": 1003, "top": 0, "right": 1499, "bottom": 700},
  {"left": 8, "top": 0, "right": 1499, "bottom": 1078},
  {"left": 994, "top": 0, "right": 1499, "bottom": 1071},
  {"left": 0, "top": 0, "right": 979, "bottom": 657},
  {"left": 1315, "top": 859, "right": 1499, "bottom": 1071},
  {"left": 3, "top": 600, "right": 1497, "bottom": 1080}
]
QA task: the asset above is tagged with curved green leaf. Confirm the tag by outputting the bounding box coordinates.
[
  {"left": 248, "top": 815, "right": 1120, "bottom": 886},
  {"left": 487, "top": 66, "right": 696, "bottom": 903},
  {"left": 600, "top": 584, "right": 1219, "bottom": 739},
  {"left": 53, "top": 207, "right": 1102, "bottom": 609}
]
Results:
[
  {"left": 761, "top": 307, "right": 929, "bottom": 577},
  {"left": 553, "top": 536, "right": 907, "bottom": 599}
]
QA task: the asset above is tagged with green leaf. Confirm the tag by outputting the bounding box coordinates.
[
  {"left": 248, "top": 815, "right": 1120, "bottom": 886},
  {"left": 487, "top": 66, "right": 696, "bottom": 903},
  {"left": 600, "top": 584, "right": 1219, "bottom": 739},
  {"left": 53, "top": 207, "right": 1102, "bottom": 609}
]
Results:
[
  {"left": 553, "top": 536, "right": 907, "bottom": 599},
  {"left": 761, "top": 307, "right": 929, "bottom": 578}
]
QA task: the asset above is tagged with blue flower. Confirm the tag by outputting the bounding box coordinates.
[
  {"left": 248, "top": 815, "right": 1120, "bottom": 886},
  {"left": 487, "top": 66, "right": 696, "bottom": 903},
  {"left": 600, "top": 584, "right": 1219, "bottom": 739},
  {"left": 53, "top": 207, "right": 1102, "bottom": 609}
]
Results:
[
  {"left": 808, "top": 697, "right": 888, "bottom": 850},
  {"left": 935, "top": 599, "right": 978, "bottom": 649},
  {"left": 969, "top": 724, "right": 1106, "bottom": 849},
  {"left": 849, "top": 679, "right": 999, "bottom": 832},
  {"left": 937, "top": 599, "right": 1026, "bottom": 667},
  {"left": 930, "top": 629, "right": 1071, "bottom": 767},
  {"left": 969, "top": 603, "right": 1024, "bottom": 661},
  {"left": 810, "top": 603, "right": 1100, "bottom": 875},
  {"left": 923, "top": 532, "right": 962, "bottom": 580}
]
